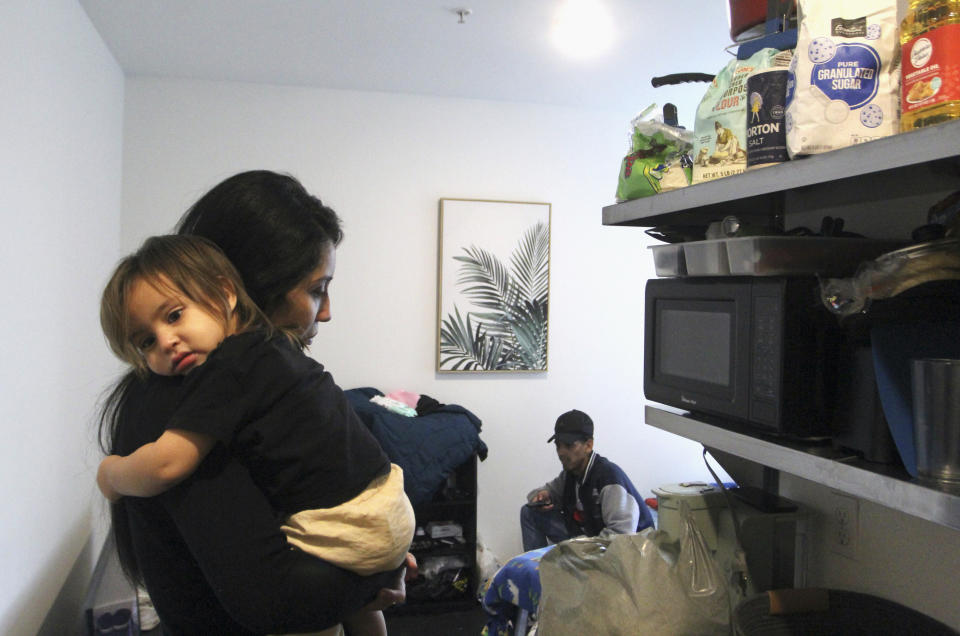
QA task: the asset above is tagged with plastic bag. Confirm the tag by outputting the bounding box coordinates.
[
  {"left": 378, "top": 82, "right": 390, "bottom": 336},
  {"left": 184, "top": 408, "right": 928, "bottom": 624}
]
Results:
[
  {"left": 615, "top": 104, "right": 694, "bottom": 202},
  {"left": 536, "top": 502, "right": 735, "bottom": 635},
  {"left": 820, "top": 238, "right": 960, "bottom": 316},
  {"left": 408, "top": 554, "right": 471, "bottom": 602},
  {"left": 476, "top": 535, "right": 503, "bottom": 593}
]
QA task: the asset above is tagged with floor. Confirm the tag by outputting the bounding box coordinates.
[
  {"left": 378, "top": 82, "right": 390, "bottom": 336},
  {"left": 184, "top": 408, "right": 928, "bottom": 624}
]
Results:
[
  {"left": 385, "top": 605, "right": 489, "bottom": 635},
  {"left": 140, "top": 605, "right": 489, "bottom": 635}
]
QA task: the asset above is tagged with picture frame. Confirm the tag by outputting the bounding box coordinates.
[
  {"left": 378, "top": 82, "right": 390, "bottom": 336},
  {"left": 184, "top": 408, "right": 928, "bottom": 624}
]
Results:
[{"left": 436, "top": 198, "right": 551, "bottom": 373}]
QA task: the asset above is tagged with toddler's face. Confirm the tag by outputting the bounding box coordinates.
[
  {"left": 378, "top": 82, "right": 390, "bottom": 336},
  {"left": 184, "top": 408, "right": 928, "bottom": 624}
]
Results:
[{"left": 127, "top": 276, "right": 235, "bottom": 376}]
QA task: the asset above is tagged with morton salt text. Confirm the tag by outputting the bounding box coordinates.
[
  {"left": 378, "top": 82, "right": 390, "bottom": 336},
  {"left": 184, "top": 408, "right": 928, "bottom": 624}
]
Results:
[
  {"left": 748, "top": 122, "right": 780, "bottom": 142},
  {"left": 817, "top": 61, "right": 876, "bottom": 90}
]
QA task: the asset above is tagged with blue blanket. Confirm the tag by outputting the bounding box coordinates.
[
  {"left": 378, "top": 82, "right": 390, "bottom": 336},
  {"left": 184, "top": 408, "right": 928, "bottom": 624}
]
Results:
[
  {"left": 481, "top": 546, "right": 554, "bottom": 636},
  {"left": 344, "top": 387, "right": 488, "bottom": 506}
]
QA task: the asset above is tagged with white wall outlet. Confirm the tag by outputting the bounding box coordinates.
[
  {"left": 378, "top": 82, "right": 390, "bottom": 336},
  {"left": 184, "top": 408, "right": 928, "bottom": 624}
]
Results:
[{"left": 827, "top": 491, "right": 859, "bottom": 560}]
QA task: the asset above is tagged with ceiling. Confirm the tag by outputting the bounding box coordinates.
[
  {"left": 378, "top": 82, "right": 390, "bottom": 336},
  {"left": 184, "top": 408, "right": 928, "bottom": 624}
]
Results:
[{"left": 79, "top": 0, "right": 734, "bottom": 119}]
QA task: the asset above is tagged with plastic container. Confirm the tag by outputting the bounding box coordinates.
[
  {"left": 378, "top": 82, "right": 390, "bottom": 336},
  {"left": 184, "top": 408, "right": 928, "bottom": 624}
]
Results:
[
  {"left": 734, "top": 589, "right": 958, "bottom": 635},
  {"left": 911, "top": 357, "right": 960, "bottom": 487},
  {"left": 683, "top": 240, "right": 731, "bottom": 275},
  {"left": 725, "top": 237, "right": 905, "bottom": 276},
  {"left": 649, "top": 244, "right": 687, "bottom": 277},
  {"left": 652, "top": 237, "right": 907, "bottom": 279},
  {"left": 900, "top": 0, "right": 960, "bottom": 132},
  {"left": 652, "top": 483, "right": 727, "bottom": 550}
]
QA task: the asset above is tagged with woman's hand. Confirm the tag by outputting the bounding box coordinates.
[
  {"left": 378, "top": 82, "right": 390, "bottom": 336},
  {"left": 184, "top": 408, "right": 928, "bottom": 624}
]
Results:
[
  {"left": 362, "top": 552, "right": 418, "bottom": 612},
  {"left": 367, "top": 586, "right": 404, "bottom": 612},
  {"left": 403, "top": 552, "right": 418, "bottom": 581}
]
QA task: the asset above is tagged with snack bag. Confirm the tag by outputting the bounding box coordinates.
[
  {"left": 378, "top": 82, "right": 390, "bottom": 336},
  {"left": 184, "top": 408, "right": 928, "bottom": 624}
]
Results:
[
  {"left": 786, "top": 0, "right": 900, "bottom": 156},
  {"left": 615, "top": 105, "right": 694, "bottom": 202},
  {"left": 691, "top": 48, "right": 780, "bottom": 184}
]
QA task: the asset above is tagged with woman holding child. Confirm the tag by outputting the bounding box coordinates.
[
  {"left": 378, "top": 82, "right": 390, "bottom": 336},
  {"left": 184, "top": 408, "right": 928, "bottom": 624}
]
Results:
[{"left": 98, "top": 171, "right": 414, "bottom": 635}]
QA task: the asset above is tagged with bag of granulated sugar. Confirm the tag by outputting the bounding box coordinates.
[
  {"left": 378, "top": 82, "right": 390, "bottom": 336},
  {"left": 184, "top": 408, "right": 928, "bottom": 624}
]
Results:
[
  {"left": 786, "top": 0, "right": 900, "bottom": 157},
  {"left": 692, "top": 48, "right": 780, "bottom": 184}
]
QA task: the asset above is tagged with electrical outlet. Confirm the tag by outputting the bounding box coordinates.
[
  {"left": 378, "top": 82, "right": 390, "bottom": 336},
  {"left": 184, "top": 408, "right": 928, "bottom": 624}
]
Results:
[{"left": 827, "top": 491, "right": 859, "bottom": 560}]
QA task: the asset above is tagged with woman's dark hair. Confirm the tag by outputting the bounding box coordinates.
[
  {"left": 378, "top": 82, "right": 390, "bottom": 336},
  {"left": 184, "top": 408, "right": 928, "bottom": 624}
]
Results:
[
  {"left": 100, "top": 170, "right": 342, "bottom": 584},
  {"left": 175, "top": 170, "right": 344, "bottom": 317}
]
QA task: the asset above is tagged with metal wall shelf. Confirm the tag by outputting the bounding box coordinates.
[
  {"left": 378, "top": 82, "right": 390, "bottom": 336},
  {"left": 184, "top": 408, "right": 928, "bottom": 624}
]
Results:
[
  {"left": 602, "top": 119, "right": 960, "bottom": 228},
  {"left": 646, "top": 405, "right": 960, "bottom": 531}
]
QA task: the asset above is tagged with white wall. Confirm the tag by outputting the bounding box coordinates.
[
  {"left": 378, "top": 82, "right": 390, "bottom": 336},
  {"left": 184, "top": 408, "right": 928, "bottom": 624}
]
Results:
[
  {"left": 0, "top": 1, "right": 124, "bottom": 633},
  {"left": 120, "top": 77, "right": 718, "bottom": 561},
  {"left": 780, "top": 475, "right": 960, "bottom": 629}
]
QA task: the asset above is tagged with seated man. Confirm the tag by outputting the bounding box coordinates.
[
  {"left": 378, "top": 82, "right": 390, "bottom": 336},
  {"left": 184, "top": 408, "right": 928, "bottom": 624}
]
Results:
[{"left": 521, "top": 409, "right": 654, "bottom": 551}]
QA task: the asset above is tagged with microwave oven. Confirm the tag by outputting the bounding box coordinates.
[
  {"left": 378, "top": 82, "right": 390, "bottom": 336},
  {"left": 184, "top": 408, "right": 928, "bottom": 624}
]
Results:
[{"left": 644, "top": 277, "right": 839, "bottom": 437}]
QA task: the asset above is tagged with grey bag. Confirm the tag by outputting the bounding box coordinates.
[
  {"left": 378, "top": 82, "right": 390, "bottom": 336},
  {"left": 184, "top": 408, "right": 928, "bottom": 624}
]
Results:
[{"left": 537, "top": 503, "right": 737, "bottom": 635}]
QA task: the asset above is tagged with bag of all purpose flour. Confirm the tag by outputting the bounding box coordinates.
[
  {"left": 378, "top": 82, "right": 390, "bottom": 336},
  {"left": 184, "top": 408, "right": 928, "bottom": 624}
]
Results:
[
  {"left": 692, "top": 48, "right": 780, "bottom": 184},
  {"left": 786, "top": 0, "right": 900, "bottom": 157}
]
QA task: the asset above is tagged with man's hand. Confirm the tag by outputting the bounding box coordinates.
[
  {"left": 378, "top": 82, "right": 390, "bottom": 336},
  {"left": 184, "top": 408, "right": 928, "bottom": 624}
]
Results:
[
  {"left": 97, "top": 455, "right": 123, "bottom": 502},
  {"left": 527, "top": 489, "right": 554, "bottom": 510}
]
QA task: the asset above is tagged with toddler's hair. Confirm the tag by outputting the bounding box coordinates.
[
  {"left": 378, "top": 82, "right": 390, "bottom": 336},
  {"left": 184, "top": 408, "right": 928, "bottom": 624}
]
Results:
[{"left": 100, "top": 234, "right": 269, "bottom": 375}]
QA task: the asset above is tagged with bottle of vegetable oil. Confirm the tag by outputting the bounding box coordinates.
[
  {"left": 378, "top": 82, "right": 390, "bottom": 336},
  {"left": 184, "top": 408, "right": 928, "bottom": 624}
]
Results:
[{"left": 900, "top": 0, "right": 960, "bottom": 131}]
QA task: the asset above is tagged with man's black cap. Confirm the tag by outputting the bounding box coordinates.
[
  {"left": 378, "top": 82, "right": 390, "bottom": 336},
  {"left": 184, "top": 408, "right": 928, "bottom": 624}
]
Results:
[{"left": 547, "top": 409, "right": 594, "bottom": 444}]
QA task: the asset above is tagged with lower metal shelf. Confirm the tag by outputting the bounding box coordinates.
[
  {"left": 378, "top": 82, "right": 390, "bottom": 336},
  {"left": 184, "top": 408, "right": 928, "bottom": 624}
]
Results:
[{"left": 645, "top": 404, "right": 960, "bottom": 531}]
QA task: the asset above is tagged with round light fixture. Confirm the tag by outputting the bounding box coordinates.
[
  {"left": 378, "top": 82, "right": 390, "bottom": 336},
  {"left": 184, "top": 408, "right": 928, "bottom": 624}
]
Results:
[{"left": 551, "top": 0, "right": 614, "bottom": 59}]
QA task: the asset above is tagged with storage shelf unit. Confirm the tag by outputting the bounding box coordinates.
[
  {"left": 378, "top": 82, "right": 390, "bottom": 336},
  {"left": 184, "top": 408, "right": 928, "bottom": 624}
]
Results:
[
  {"left": 390, "top": 454, "right": 479, "bottom": 615},
  {"left": 646, "top": 405, "right": 960, "bottom": 531},
  {"left": 603, "top": 121, "right": 960, "bottom": 531}
]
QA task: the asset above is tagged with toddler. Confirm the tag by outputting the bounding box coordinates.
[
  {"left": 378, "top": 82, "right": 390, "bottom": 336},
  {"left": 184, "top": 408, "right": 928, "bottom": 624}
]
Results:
[{"left": 97, "top": 234, "right": 415, "bottom": 636}]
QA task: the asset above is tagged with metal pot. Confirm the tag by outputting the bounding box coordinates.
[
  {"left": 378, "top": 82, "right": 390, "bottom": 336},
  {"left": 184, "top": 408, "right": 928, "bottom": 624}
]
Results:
[{"left": 728, "top": 0, "right": 796, "bottom": 42}]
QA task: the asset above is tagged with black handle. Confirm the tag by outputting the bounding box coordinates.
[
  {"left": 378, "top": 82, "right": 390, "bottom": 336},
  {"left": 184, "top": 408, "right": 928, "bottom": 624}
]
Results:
[{"left": 651, "top": 73, "right": 715, "bottom": 88}]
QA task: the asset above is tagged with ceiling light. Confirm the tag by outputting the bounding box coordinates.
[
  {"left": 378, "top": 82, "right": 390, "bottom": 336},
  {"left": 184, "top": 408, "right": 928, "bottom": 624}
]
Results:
[{"left": 551, "top": 0, "right": 615, "bottom": 59}]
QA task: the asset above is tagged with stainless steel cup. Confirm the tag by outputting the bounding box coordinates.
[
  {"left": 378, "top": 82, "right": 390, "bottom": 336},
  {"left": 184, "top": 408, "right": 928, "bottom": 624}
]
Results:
[{"left": 911, "top": 358, "right": 960, "bottom": 486}]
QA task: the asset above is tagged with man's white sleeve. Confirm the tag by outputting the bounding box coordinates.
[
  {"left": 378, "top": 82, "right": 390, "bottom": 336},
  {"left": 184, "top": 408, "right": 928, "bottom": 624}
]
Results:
[{"left": 598, "top": 484, "right": 640, "bottom": 535}]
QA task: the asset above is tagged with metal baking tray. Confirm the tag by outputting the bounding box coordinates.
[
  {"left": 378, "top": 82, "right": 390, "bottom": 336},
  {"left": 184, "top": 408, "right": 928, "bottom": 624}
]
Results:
[{"left": 725, "top": 237, "right": 907, "bottom": 276}]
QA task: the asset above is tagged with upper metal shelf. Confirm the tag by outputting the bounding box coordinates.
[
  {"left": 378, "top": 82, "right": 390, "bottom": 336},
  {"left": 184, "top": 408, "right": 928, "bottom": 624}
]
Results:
[
  {"left": 602, "top": 120, "right": 960, "bottom": 228},
  {"left": 645, "top": 405, "right": 960, "bottom": 531}
]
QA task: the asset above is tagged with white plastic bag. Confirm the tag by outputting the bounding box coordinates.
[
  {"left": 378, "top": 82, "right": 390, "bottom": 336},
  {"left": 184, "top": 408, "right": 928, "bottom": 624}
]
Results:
[
  {"left": 476, "top": 534, "right": 503, "bottom": 592},
  {"left": 537, "top": 502, "right": 735, "bottom": 635}
]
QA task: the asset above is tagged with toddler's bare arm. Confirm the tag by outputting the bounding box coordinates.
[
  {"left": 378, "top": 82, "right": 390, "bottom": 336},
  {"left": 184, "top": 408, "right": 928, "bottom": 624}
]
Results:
[{"left": 97, "top": 429, "right": 214, "bottom": 499}]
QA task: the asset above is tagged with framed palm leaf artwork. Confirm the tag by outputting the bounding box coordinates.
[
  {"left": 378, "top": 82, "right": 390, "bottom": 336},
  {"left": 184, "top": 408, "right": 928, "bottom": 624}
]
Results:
[{"left": 437, "top": 198, "right": 551, "bottom": 373}]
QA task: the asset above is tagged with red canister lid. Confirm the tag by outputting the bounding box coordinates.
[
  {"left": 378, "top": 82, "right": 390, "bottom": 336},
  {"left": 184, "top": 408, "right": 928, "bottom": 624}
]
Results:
[{"left": 728, "top": 0, "right": 767, "bottom": 41}]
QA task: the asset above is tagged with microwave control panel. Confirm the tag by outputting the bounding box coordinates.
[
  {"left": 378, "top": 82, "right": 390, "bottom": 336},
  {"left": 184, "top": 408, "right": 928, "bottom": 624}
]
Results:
[{"left": 752, "top": 295, "right": 780, "bottom": 401}]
